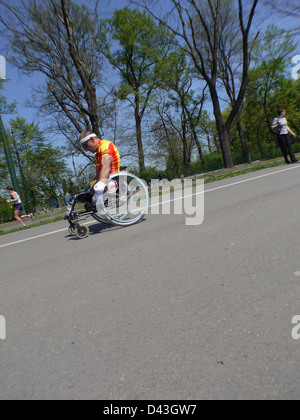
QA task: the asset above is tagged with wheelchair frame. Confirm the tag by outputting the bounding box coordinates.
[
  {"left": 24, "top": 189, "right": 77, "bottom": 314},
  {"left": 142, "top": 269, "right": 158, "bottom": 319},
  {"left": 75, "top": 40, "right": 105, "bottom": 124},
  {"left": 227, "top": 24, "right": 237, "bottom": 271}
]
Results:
[{"left": 64, "top": 172, "right": 149, "bottom": 239}]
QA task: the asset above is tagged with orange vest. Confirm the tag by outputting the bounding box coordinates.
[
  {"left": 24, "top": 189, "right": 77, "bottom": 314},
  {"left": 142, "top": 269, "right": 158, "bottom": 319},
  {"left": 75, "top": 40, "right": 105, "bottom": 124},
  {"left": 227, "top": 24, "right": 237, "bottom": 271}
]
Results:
[{"left": 94, "top": 139, "right": 121, "bottom": 173}]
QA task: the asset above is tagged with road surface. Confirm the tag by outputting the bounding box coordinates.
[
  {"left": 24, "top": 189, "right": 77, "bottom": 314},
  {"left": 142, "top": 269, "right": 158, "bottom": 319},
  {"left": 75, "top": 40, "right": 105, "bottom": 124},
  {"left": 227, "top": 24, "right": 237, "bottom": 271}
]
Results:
[{"left": 0, "top": 165, "right": 300, "bottom": 400}]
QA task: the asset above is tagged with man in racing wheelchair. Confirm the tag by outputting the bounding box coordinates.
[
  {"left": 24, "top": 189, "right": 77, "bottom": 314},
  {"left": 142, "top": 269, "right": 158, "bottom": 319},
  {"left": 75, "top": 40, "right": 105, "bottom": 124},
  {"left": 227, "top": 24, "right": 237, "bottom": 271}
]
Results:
[
  {"left": 65, "top": 131, "right": 147, "bottom": 238},
  {"left": 78, "top": 131, "right": 121, "bottom": 210}
]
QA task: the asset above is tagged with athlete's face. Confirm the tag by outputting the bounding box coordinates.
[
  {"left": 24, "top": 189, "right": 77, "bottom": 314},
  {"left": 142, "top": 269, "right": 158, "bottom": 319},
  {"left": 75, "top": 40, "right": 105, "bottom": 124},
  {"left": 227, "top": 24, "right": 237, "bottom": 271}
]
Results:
[{"left": 82, "top": 138, "right": 98, "bottom": 153}]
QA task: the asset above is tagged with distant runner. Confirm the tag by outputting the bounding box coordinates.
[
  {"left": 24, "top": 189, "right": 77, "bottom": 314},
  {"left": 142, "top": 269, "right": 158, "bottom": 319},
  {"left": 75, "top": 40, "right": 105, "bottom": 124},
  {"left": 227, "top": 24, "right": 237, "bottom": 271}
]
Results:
[{"left": 6, "top": 186, "right": 34, "bottom": 227}]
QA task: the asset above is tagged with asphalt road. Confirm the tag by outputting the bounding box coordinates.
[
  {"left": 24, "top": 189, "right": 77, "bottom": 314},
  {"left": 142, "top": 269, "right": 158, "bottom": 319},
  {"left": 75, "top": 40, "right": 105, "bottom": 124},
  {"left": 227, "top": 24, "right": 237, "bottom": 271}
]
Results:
[{"left": 1, "top": 165, "right": 300, "bottom": 400}]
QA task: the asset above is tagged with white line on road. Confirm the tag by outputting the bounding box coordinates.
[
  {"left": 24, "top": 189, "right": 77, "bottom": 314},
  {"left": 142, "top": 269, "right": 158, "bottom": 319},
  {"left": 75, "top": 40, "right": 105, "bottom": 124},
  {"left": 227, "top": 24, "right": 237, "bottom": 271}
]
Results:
[
  {"left": 0, "top": 221, "right": 95, "bottom": 249},
  {"left": 204, "top": 164, "right": 300, "bottom": 194},
  {"left": 1, "top": 164, "right": 300, "bottom": 249},
  {"left": 0, "top": 226, "right": 68, "bottom": 249},
  {"left": 150, "top": 164, "right": 300, "bottom": 207}
]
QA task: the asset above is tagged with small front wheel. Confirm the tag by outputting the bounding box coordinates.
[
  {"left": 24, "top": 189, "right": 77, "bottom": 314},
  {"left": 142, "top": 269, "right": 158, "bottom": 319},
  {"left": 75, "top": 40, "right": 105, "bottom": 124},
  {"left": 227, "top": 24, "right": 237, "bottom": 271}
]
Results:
[
  {"left": 75, "top": 225, "right": 89, "bottom": 239},
  {"left": 69, "top": 225, "right": 77, "bottom": 236}
]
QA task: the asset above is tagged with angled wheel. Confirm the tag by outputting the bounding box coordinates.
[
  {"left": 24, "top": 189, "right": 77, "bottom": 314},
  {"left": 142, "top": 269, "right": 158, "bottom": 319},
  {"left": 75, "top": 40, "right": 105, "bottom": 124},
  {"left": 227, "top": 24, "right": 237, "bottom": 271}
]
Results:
[
  {"left": 69, "top": 225, "right": 77, "bottom": 236},
  {"left": 92, "top": 172, "right": 149, "bottom": 226},
  {"left": 75, "top": 225, "right": 89, "bottom": 239}
]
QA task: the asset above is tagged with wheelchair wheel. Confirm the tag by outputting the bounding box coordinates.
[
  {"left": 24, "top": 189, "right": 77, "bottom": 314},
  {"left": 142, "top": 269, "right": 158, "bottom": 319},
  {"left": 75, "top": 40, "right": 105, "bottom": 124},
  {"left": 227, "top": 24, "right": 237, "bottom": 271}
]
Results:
[
  {"left": 69, "top": 225, "right": 76, "bottom": 236},
  {"left": 92, "top": 172, "right": 149, "bottom": 226},
  {"left": 75, "top": 225, "right": 89, "bottom": 239}
]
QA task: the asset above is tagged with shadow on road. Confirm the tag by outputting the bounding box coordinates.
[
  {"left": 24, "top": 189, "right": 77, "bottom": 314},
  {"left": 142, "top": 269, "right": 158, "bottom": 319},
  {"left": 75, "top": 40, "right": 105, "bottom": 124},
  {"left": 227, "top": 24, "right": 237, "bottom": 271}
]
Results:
[{"left": 65, "top": 217, "right": 147, "bottom": 240}]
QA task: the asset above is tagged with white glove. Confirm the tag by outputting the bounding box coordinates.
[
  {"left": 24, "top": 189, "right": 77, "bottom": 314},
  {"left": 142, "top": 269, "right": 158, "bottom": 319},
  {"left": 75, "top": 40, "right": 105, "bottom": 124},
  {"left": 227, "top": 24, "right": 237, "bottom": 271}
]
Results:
[{"left": 92, "top": 181, "right": 106, "bottom": 210}]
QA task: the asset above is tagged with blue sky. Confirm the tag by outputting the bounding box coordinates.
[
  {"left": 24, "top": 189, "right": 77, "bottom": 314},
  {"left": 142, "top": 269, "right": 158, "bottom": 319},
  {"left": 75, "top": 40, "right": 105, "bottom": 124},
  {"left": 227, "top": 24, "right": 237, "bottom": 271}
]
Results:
[
  {"left": 0, "top": 0, "right": 299, "bottom": 164},
  {"left": 0, "top": 0, "right": 131, "bottom": 129},
  {"left": 0, "top": 0, "right": 132, "bottom": 171}
]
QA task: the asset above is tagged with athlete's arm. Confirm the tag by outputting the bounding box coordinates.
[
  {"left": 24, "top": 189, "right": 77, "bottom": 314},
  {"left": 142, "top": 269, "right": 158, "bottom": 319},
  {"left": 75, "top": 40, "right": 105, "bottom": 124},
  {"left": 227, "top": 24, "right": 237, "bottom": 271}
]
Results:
[
  {"left": 98, "top": 155, "right": 113, "bottom": 184},
  {"left": 92, "top": 155, "right": 113, "bottom": 206},
  {"left": 6, "top": 192, "right": 18, "bottom": 204},
  {"left": 10, "top": 192, "right": 18, "bottom": 202},
  {"left": 95, "top": 165, "right": 100, "bottom": 182}
]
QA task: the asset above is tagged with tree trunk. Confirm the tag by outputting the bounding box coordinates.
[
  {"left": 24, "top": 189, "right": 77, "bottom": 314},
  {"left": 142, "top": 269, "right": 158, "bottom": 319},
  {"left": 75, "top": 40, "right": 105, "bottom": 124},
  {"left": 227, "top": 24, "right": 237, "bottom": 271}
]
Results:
[
  {"left": 183, "top": 138, "right": 191, "bottom": 177},
  {"left": 214, "top": 112, "right": 234, "bottom": 169},
  {"left": 134, "top": 95, "right": 146, "bottom": 175},
  {"left": 89, "top": 85, "right": 100, "bottom": 137},
  {"left": 209, "top": 82, "right": 234, "bottom": 168},
  {"left": 219, "top": 128, "right": 234, "bottom": 168},
  {"left": 237, "top": 119, "right": 251, "bottom": 163}
]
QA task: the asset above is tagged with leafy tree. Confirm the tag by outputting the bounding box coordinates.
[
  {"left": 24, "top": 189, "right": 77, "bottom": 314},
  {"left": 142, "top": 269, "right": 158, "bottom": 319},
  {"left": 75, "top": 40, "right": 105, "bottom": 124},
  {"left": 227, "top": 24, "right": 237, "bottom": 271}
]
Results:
[
  {"left": 0, "top": 149, "right": 9, "bottom": 187},
  {"left": 152, "top": 92, "right": 193, "bottom": 177},
  {"left": 141, "top": 0, "right": 259, "bottom": 169},
  {"left": 0, "top": 0, "right": 104, "bottom": 147},
  {"left": 262, "top": 0, "right": 300, "bottom": 35},
  {"left": 281, "top": 78, "right": 300, "bottom": 134},
  {"left": 6, "top": 118, "right": 72, "bottom": 208},
  {"left": 158, "top": 49, "right": 207, "bottom": 169},
  {"left": 0, "top": 79, "right": 17, "bottom": 189},
  {"left": 0, "top": 79, "right": 16, "bottom": 114},
  {"left": 97, "top": 7, "right": 174, "bottom": 176},
  {"left": 240, "top": 26, "right": 298, "bottom": 159}
]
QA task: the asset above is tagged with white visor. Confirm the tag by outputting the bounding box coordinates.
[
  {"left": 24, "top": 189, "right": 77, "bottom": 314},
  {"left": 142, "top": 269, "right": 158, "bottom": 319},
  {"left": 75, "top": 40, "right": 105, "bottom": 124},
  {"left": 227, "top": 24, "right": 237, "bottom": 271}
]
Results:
[{"left": 79, "top": 133, "right": 97, "bottom": 146}]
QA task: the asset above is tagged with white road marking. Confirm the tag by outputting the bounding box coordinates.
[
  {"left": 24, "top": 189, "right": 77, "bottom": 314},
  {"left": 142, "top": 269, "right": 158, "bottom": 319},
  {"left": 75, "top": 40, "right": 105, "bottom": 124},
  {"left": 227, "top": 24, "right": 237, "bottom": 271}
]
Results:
[
  {"left": 204, "top": 164, "right": 300, "bottom": 195},
  {"left": 151, "top": 164, "right": 300, "bottom": 206},
  {"left": 1, "top": 165, "right": 299, "bottom": 249},
  {"left": 0, "top": 227, "right": 68, "bottom": 248},
  {"left": 0, "top": 221, "right": 96, "bottom": 249}
]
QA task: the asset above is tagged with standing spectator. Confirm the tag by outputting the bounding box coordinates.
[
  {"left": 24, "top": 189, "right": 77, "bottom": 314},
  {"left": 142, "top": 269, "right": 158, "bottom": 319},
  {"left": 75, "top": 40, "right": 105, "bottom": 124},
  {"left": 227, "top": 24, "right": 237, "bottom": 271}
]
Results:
[
  {"left": 272, "top": 108, "right": 299, "bottom": 164},
  {"left": 6, "top": 186, "right": 34, "bottom": 227}
]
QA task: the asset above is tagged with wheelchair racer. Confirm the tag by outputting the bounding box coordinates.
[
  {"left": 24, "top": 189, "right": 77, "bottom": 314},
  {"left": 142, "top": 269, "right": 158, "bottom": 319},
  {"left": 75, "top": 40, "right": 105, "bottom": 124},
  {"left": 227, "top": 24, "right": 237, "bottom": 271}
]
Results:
[{"left": 78, "top": 131, "right": 121, "bottom": 209}]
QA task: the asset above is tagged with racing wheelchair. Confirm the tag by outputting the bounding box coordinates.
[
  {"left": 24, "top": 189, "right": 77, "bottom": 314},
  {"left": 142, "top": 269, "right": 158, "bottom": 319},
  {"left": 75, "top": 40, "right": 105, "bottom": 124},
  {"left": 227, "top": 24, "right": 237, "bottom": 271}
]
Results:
[{"left": 65, "top": 172, "right": 149, "bottom": 239}]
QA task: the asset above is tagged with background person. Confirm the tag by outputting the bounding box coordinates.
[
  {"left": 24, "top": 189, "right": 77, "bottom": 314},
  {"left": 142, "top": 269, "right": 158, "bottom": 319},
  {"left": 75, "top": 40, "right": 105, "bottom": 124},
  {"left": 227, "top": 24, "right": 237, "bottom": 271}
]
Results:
[
  {"left": 6, "top": 186, "right": 34, "bottom": 227},
  {"left": 272, "top": 108, "right": 299, "bottom": 164}
]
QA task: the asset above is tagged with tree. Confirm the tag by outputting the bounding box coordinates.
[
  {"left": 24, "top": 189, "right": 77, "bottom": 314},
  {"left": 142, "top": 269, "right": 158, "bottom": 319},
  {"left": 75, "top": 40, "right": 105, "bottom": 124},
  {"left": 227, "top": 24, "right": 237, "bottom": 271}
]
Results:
[
  {"left": 0, "top": 80, "right": 16, "bottom": 115},
  {"left": 0, "top": 79, "right": 17, "bottom": 190},
  {"left": 240, "top": 26, "right": 298, "bottom": 159},
  {"left": 262, "top": 0, "right": 300, "bottom": 35},
  {"left": 150, "top": 97, "right": 186, "bottom": 178},
  {"left": 6, "top": 118, "right": 71, "bottom": 208},
  {"left": 0, "top": 0, "right": 103, "bottom": 148},
  {"left": 198, "top": 111, "right": 220, "bottom": 155},
  {"left": 97, "top": 7, "right": 174, "bottom": 175},
  {"left": 158, "top": 49, "right": 207, "bottom": 168},
  {"left": 140, "top": 0, "right": 259, "bottom": 168},
  {"left": 0, "top": 143, "right": 9, "bottom": 186},
  {"left": 153, "top": 92, "right": 194, "bottom": 176}
]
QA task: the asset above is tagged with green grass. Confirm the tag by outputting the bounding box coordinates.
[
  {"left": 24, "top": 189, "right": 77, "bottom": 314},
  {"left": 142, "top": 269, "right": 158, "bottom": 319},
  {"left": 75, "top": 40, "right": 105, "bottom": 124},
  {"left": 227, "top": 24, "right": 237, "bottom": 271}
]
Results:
[{"left": 203, "top": 161, "right": 283, "bottom": 184}]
